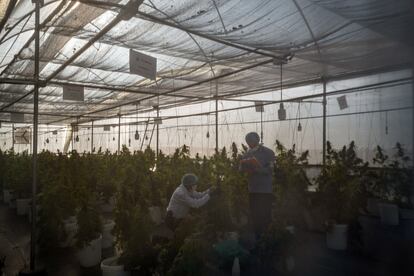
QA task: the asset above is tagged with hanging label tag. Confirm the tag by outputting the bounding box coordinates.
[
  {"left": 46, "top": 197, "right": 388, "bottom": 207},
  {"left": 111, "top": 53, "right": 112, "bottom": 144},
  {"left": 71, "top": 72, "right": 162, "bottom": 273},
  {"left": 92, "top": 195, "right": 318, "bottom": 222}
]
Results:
[
  {"left": 63, "top": 85, "right": 84, "bottom": 102},
  {"left": 254, "top": 102, "right": 264, "bottom": 113},
  {"left": 52, "top": 130, "right": 58, "bottom": 135},
  {"left": 129, "top": 49, "right": 157, "bottom": 80},
  {"left": 10, "top": 113, "right": 24, "bottom": 123},
  {"left": 103, "top": 125, "right": 111, "bottom": 131},
  {"left": 14, "top": 127, "right": 31, "bottom": 144},
  {"left": 337, "top": 95, "right": 348, "bottom": 110},
  {"left": 154, "top": 117, "right": 162, "bottom": 125}
]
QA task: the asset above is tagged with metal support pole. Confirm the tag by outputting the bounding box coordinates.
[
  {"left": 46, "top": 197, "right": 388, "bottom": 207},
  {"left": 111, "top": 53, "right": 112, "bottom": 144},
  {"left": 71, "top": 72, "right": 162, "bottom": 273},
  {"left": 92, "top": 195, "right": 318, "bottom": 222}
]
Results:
[
  {"left": 322, "top": 79, "right": 327, "bottom": 168},
  {"left": 156, "top": 107, "right": 159, "bottom": 158},
  {"left": 11, "top": 123, "right": 14, "bottom": 151},
  {"left": 411, "top": 63, "right": 414, "bottom": 205},
  {"left": 71, "top": 124, "right": 74, "bottom": 152},
  {"left": 215, "top": 81, "right": 219, "bottom": 153},
  {"left": 118, "top": 114, "right": 121, "bottom": 154},
  {"left": 91, "top": 120, "right": 94, "bottom": 152},
  {"left": 30, "top": 0, "right": 40, "bottom": 271},
  {"left": 260, "top": 111, "right": 263, "bottom": 143}
]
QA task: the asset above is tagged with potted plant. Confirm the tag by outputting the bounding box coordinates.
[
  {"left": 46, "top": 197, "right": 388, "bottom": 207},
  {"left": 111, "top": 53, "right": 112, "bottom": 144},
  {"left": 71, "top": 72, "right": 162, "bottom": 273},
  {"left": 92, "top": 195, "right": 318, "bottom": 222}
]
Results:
[
  {"left": 367, "top": 144, "right": 413, "bottom": 225},
  {"left": 0, "top": 149, "right": 14, "bottom": 204},
  {"left": 75, "top": 205, "right": 103, "bottom": 267},
  {"left": 273, "top": 141, "right": 311, "bottom": 229},
  {"left": 103, "top": 156, "right": 158, "bottom": 275},
  {"left": 12, "top": 151, "right": 32, "bottom": 215},
  {"left": 315, "top": 141, "right": 367, "bottom": 250},
  {"left": 256, "top": 222, "right": 296, "bottom": 274}
]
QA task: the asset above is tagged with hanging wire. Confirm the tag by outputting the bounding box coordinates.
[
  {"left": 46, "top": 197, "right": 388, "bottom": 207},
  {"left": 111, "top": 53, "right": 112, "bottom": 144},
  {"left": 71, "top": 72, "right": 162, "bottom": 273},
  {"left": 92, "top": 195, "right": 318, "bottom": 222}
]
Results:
[{"left": 385, "top": 111, "right": 388, "bottom": 135}]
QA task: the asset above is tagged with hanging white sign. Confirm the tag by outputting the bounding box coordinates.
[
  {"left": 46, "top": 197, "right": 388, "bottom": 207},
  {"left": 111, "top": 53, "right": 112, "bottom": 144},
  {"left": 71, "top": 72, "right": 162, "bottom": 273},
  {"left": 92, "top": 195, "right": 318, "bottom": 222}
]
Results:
[
  {"left": 254, "top": 102, "right": 264, "bottom": 113},
  {"left": 129, "top": 49, "right": 157, "bottom": 80},
  {"left": 63, "top": 85, "right": 84, "bottom": 102},
  {"left": 10, "top": 113, "right": 24, "bottom": 123},
  {"left": 14, "top": 127, "right": 31, "bottom": 144}
]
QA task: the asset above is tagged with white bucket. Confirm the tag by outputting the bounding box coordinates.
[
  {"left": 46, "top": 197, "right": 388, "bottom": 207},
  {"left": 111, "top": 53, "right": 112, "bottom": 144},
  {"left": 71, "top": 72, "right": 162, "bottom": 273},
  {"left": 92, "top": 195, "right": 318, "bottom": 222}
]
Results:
[
  {"left": 3, "top": 189, "right": 14, "bottom": 204},
  {"left": 101, "top": 256, "right": 130, "bottom": 276},
  {"left": 102, "top": 220, "right": 115, "bottom": 249},
  {"left": 378, "top": 203, "right": 399, "bottom": 225},
  {"left": 77, "top": 235, "right": 102, "bottom": 267},
  {"left": 59, "top": 216, "right": 78, "bottom": 248},
  {"left": 16, "top": 198, "right": 31, "bottom": 216},
  {"left": 326, "top": 224, "right": 348, "bottom": 250}
]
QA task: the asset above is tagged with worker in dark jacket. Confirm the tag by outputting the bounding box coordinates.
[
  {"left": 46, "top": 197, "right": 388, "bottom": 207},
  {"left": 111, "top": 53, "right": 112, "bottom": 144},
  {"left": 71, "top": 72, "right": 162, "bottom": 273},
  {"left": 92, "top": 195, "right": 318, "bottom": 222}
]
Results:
[{"left": 240, "top": 132, "right": 275, "bottom": 239}]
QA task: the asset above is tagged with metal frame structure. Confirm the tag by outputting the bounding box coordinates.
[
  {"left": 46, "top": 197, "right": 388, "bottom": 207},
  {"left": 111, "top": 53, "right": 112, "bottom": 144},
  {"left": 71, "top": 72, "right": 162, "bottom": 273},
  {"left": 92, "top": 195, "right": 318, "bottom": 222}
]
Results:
[{"left": 0, "top": 1, "right": 413, "bottom": 270}]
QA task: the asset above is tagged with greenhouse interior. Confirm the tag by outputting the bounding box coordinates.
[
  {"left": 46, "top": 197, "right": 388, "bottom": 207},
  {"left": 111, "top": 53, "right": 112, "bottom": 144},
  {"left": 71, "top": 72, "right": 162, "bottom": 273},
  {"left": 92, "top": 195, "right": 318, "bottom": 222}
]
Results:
[{"left": 0, "top": 0, "right": 413, "bottom": 275}]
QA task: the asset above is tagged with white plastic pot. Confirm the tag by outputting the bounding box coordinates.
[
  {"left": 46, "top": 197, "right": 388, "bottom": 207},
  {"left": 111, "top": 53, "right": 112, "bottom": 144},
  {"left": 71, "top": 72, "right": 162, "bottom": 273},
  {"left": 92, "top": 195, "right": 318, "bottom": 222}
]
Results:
[
  {"left": 59, "top": 216, "right": 78, "bottom": 248},
  {"left": 16, "top": 198, "right": 31, "bottom": 216},
  {"left": 3, "top": 189, "right": 14, "bottom": 204},
  {"left": 101, "top": 256, "right": 130, "bottom": 276},
  {"left": 102, "top": 220, "right": 115, "bottom": 249},
  {"left": 378, "top": 203, "right": 399, "bottom": 225},
  {"left": 326, "top": 224, "right": 348, "bottom": 250},
  {"left": 77, "top": 235, "right": 102, "bottom": 267}
]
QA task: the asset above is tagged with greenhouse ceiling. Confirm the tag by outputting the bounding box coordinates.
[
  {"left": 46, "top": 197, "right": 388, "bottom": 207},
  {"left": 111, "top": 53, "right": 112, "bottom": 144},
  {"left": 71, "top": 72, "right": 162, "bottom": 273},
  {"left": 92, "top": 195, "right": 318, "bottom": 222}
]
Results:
[{"left": 0, "top": 0, "right": 413, "bottom": 125}]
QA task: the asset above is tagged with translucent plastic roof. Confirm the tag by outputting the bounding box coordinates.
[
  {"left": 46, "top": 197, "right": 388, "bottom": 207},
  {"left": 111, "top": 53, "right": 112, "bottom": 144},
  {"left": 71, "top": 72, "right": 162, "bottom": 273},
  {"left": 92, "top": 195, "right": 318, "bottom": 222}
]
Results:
[{"left": 0, "top": 0, "right": 413, "bottom": 125}]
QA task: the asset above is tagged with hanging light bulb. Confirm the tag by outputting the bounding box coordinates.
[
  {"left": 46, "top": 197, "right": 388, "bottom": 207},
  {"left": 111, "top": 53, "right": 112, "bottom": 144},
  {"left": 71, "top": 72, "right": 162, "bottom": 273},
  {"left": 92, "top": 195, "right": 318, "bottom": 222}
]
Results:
[
  {"left": 46, "top": 138, "right": 49, "bottom": 144},
  {"left": 278, "top": 103, "right": 286, "bottom": 120},
  {"left": 75, "top": 135, "right": 79, "bottom": 142},
  {"left": 56, "top": 139, "right": 58, "bottom": 143},
  {"left": 134, "top": 130, "right": 140, "bottom": 140},
  {"left": 206, "top": 131, "right": 210, "bottom": 138},
  {"left": 87, "top": 137, "right": 90, "bottom": 141},
  {"left": 113, "top": 137, "right": 115, "bottom": 141},
  {"left": 297, "top": 102, "right": 302, "bottom": 132},
  {"left": 145, "top": 135, "right": 149, "bottom": 140},
  {"left": 278, "top": 64, "right": 286, "bottom": 121},
  {"left": 128, "top": 138, "right": 131, "bottom": 147}
]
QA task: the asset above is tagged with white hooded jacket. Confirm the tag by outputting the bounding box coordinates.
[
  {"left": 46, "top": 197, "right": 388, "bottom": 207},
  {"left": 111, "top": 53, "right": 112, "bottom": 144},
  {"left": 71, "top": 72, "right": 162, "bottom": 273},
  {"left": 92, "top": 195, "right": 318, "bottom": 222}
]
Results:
[{"left": 166, "top": 184, "right": 210, "bottom": 219}]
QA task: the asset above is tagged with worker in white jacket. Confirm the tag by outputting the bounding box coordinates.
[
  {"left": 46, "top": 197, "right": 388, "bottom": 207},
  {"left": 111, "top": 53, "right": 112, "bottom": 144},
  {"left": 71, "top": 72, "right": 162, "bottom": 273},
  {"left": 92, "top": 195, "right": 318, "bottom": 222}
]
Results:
[{"left": 166, "top": 173, "right": 214, "bottom": 230}]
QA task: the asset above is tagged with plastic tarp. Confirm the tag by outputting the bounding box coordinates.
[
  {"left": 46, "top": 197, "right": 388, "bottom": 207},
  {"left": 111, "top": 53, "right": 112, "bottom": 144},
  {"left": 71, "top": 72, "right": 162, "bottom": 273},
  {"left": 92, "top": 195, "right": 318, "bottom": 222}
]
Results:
[{"left": 0, "top": 0, "right": 413, "bottom": 125}]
